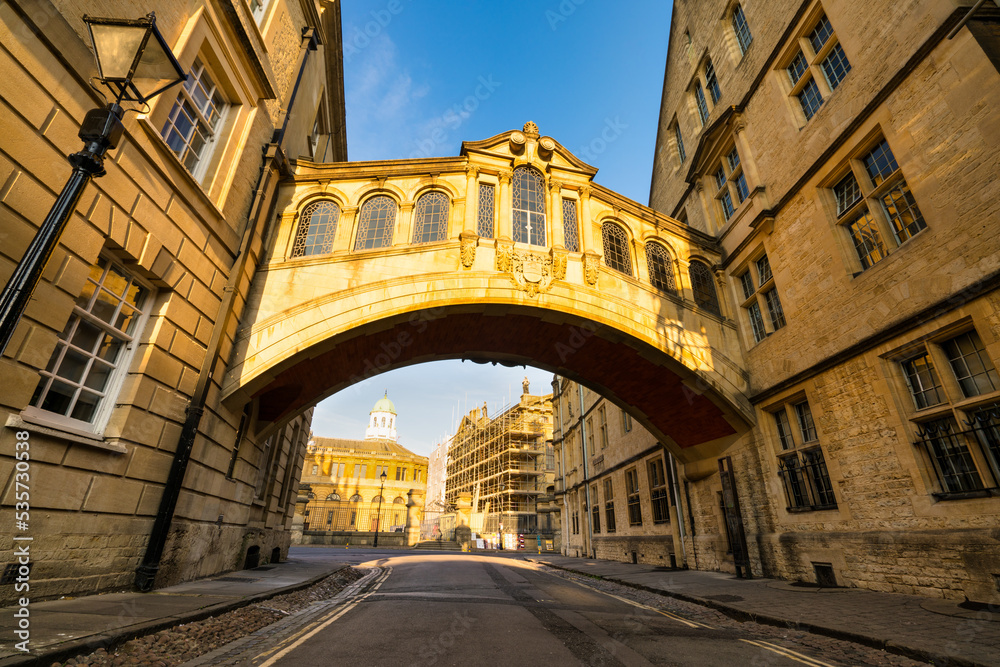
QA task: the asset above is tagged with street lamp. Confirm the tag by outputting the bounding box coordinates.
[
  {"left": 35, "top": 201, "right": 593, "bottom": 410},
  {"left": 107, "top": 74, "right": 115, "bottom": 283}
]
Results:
[
  {"left": 0, "top": 13, "right": 185, "bottom": 355},
  {"left": 373, "top": 470, "right": 388, "bottom": 548}
]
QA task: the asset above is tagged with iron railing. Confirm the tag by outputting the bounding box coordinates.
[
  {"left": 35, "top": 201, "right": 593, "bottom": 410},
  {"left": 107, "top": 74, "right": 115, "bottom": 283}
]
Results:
[{"left": 778, "top": 448, "right": 838, "bottom": 511}]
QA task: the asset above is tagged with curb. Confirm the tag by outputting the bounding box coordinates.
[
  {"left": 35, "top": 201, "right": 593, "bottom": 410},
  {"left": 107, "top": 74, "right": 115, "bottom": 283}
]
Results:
[
  {"left": 530, "top": 559, "right": 984, "bottom": 667},
  {"left": 0, "top": 564, "right": 350, "bottom": 667}
]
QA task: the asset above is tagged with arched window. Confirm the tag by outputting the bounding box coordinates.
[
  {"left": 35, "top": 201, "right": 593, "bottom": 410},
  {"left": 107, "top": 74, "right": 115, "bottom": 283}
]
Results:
[
  {"left": 371, "top": 496, "right": 384, "bottom": 504},
  {"left": 349, "top": 494, "right": 362, "bottom": 503},
  {"left": 393, "top": 496, "right": 406, "bottom": 505},
  {"left": 354, "top": 195, "right": 396, "bottom": 250},
  {"left": 645, "top": 242, "right": 676, "bottom": 294},
  {"left": 381, "top": 416, "right": 385, "bottom": 427},
  {"left": 326, "top": 492, "right": 341, "bottom": 501},
  {"left": 512, "top": 166, "right": 546, "bottom": 246},
  {"left": 689, "top": 260, "right": 720, "bottom": 315},
  {"left": 412, "top": 191, "right": 449, "bottom": 244},
  {"left": 291, "top": 200, "right": 340, "bottom": 257},
  {"left": 602, "top": 222, "right": 632, "bottom": 276}
]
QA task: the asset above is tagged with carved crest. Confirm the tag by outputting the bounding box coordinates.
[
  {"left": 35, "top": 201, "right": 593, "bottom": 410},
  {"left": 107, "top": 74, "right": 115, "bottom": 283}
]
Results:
[
  {"left": 551, "top": 248, "right": 567, "bottom": 280},
  {"left": 509, "top": 250, "right": 553, "bottom": 297},
  {"left": 583, "top": 252, "right": 600, "bottom": 286}
]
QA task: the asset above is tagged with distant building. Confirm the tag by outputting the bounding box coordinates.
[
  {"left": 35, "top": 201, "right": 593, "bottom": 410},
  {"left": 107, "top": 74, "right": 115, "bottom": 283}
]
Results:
[
  {"left": 295, "top": 394, "right": 427, "bottom": 545},
  {"left": 446, "top": 384, "right": 555, "bottom": 540}
]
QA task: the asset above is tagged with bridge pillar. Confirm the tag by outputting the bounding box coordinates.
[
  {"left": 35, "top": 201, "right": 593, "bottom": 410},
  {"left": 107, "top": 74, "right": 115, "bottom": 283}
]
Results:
[{"left": 497, "top": 170, "right": 512, "bottom": 239}]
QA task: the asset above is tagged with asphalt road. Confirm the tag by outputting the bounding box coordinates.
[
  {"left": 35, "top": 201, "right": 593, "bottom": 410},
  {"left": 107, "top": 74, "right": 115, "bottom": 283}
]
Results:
[{"left": 246, "top": 551, "right": 838, "bottom": 667}]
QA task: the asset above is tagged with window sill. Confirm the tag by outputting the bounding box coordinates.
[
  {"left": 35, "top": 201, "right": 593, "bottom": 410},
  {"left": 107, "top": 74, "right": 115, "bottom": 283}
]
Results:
[
  {"left": 785, "top": 504, "right": 838, "bottom": 513},
  {"left": 8, "top": 411, "right": 127, "bottom": 454},
  {"left": 932, "top": 488, "right": 999, "bottom": 501}
]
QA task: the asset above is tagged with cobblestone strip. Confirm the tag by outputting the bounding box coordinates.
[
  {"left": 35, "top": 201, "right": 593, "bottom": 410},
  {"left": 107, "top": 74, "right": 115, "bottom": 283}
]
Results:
[{"left": 180, "top": 567, "right": 385, "bottom": 667}]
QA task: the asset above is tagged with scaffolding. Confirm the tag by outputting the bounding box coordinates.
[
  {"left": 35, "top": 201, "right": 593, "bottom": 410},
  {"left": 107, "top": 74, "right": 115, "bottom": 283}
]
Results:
[{"left": 445, "top": 395, "right": 555, "bottom": 535}]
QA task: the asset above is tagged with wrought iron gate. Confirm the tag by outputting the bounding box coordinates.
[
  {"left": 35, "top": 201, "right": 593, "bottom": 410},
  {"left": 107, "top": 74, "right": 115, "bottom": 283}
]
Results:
[{"left": 718, "top": 456, "right": 751, "bottom": 578}]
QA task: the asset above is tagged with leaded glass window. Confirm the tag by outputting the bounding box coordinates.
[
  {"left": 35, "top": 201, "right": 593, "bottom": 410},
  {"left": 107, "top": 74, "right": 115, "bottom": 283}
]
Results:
[
  {"left": 689, "top": 261, "right": 720, "bottom": 315},
  {"left": 764, "top": 289, "right": 786, "bottom": 330},
  {"left": 291, "top": 200, "right": 340, "bottom": 257},
  {"left": 847, "top": 210, "right": 887, "bottom": 270},
  {"left": 902, "top": 352, "right": 944, "bottom": 409},
  {"left": 674, "top": 123, "right": 686, "bottom": 163},
  {"left": 694, "top": 84, "right": 709, "bottom": 125},
  {"left": 798, "top": 79, "right": 824, "bottom": 120},
  {"left": 512, "top": 166, "right": 546, "bottom": 246},
  {"left": 477, "top": 183, "right": 495, "bottom": 238},
  {"left": 733, "top": 4, "right": 753, "bottom": 55},
  {"left": 31, "top": 257, "right": 150, "bottom": 426},
  {"left": 705, "top": 58, "right": 721, "bottom": 103},
  {"left": 748, "top": 302, "right": 767, "bottom": 342},
  {"left": 834, "top": 172, "right": 862, "bottom": 216},
  {"left": 161, "top": 58, "right": 227, "bottom": 177},
  {"left": 822, "top": 42, "right": 852, "bottom": 90},
  {"left": 774, "top": 409, "right": 794, "bottom": 450},
  {"left": 944, "top": 331, "right": 1000, "bottom": 398},
  {"left": 562, "top": 198, "right": 580, "bottom": 252},
  {"left": 412, "top": 191, "right": 449, "bottom": 244},
  {"left": 602, "top": 222, "right": 632, "bottom": 276},
  {"left": 354, "top": 195, "right": 397, "bottom": 250},
  {"left": 645, "top": 242, "right": 676, "bottom": 294},
  {"left": 795, "top": 401, "right": 818, "bottom": 443}
]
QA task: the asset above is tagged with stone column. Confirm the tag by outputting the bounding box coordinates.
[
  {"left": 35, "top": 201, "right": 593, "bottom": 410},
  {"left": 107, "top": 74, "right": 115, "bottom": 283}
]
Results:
[
  {"left": 395, "top": 201, "right": 415, "bottom": 247},
  {"left": 334, "top": 206, "right": 357, "bottom": 252},
  {"left": 548, "top": 179, "right": 563, "bottom": 248},
  {"left": 579, "top": 185, "right": 595, "bottom": 254},
  {"left": 464, "top": 165, "right": 479, "bottom": 233},
  {"left": 291, "top": 484, "right": 311, "bottom": 545},
  {"left": 497, "top": 169, "right": 513, "bottom": 241},
  {"left": 454, "top": 492, "right": 473, "bottom": 549},
  {"left": 405, "top": 488, "right": 425, "bottom": 547}
]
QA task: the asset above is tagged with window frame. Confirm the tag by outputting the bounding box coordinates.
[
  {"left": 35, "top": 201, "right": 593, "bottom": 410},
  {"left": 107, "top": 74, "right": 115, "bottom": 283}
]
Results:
[
  {"left": 561, "top": 197, "right": 580, "bottom": 252},
  {"left": 733, "top": 251, "right": 785, "bottom": 345},
  {"left": 354, "top": 194, "right": 398, "bottom": 251},
  {"left": 601, "top": 221, "right": 633, "bottom": 277},
  {"left": 891, "top": 327, "right": 1000, "bottom": 497},
  {"left": 777, "top": 9, "right": 851, "bottom": 125},
  {"left": 512, "top": 166, "right": 547, "bottom": 246},
  {"left": 647, "top": 457, "right": 670, "bottom": 524},
  {"left": 826, "top": 135, "right": 926, "bottom": 275},
  {"left": 290, "top": 199, "right": 342, "bottom": 257},
  {"left": 625, "top": 467, "right": 643, "bottom": 526},
  {"left": 411, "top": 191, "right": 450, "bottom": 245},
  {"left": 603, "top": 477, "right": 617, "bottom": 533},
  {"left": 731, "top": 3, "right": 753, "bottom": 56},
  {"left": 27, "top": 255, "right": 154, "bottom": 435},
  {"left": 767, "top": 395, "right": 838, "bottom": 512}
]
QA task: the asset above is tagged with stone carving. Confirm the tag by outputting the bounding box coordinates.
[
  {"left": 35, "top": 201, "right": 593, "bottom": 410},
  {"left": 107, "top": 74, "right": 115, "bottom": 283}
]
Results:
[
  {"left": 551, "top": 247, "right": 568, "bottom": 280},
  {"left": 495, "top": 238, "right": 514, "bottom": 272},
  {"left": 460, "top": 232, "right": 478, "bottom": 269},
  {"left": 523, "top": 120, "right": 539, "bottom": 136},
  {"left": 583, "top": 252, "right": 600, "bottom": 286},
  {"left": 508, "top": 250, "right": 553, "bottom": 297}
]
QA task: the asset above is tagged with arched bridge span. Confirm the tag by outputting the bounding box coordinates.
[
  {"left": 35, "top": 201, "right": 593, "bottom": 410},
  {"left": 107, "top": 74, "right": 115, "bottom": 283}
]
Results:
[{"left": 222, "top": 124, "right": 752, "bottom": 470}]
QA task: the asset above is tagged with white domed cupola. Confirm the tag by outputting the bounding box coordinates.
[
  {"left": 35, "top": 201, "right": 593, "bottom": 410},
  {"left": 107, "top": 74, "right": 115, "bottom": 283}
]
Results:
[{"left": 365, "top": 391, "right": 398, "bottom": 441}]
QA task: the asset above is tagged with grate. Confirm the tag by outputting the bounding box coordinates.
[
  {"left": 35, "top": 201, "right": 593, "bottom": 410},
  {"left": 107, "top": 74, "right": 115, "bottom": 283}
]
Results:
[
  {"left": 1, "top": 562, "right": 30, "bottom": 585},
  {"left": 813, "top": 562, "right": 837, "bottom": 587}
]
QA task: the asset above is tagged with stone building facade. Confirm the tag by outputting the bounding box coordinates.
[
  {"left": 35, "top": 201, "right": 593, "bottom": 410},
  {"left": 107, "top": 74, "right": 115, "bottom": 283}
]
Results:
[
  {"left": 648, "top": 0, "right": 1000, "bottom": 601},
  {"left": 0, "top": 0, "right": 346, "bottom": 602},
  {"left": 294, "top": 393, "right": 428, "bottom": 546},
  {"left": 552, "top": 377, "right": 687, "bottom": 567}
]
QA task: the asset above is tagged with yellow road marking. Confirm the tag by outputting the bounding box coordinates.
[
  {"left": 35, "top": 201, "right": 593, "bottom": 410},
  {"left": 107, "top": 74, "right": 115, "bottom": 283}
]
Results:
[
  {"left": 740, "top": 638, "right": 836, "bottom": 667},
  {"left": 256, "top": 566, "right": 391, "bottom": 666},
  {"left": 561, "top": 574, "right": 714, "bottom": 630}
]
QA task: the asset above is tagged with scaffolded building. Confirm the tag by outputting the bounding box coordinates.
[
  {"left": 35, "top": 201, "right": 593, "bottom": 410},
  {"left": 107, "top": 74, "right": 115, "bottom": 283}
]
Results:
[{"left": 446, "top": 388, "right": 555, "bottom": 535}]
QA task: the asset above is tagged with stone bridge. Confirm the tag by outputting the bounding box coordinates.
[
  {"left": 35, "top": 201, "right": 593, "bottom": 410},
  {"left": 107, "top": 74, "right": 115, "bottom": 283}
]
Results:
[{"left": 222, "top": 123, "right": 751, "bottom": 472}]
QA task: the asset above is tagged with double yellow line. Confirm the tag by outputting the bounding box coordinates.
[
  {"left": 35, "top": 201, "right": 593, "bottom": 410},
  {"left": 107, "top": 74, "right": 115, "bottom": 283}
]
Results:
[{"left": 255, "top": 566, "right": 392, "bottom": 666}]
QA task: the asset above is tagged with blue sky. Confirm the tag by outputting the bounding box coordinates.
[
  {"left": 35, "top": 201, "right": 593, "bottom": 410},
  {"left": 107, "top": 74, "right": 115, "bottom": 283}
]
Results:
[{"left": 311, "top": 1, "right": 673, "bottom": 456}]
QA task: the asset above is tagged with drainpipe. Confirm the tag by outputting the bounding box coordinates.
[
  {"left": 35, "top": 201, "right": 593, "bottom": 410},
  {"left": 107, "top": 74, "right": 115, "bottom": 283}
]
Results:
[
  {"left": 135, "top": 29, "right": 320, "bottom": 591},
  {"left": 668, "top": 452, "right": 687, "bottom": 568},
  {"left": 578, "top": 384, "right": 594, "bottom": 559},
  {"left": 551, "top": 377, "right": 567, "bottom": 554}
]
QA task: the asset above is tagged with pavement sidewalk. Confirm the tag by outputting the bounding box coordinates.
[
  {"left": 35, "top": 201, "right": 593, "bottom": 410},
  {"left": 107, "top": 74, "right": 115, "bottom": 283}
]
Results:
[
  {"left": 527, "top": 554, "right": 1000, "bottom": 667},
  {"left": 0, "top": 554, "right": 349, "bottom": 666}
]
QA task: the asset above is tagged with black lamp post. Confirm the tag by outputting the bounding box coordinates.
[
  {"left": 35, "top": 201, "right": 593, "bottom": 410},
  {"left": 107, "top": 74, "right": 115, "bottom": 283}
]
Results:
[
  {"left": 373, "top": 470, "right": 388, "bottom": 548},
  {"left": 0, "top": 12, "right": 185, "bottom": 356}
]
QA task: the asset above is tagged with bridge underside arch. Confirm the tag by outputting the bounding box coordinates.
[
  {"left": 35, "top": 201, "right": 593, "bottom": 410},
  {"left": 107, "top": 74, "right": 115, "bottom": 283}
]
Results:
[{"left": 226, "top": 301, "right": 751, "bottom": 473}]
